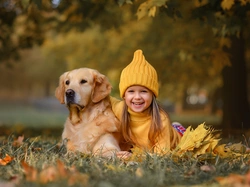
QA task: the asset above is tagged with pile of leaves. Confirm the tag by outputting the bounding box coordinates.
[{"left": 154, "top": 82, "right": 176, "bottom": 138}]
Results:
[{"left": 1, "top": 123, "right": 250, "bottom": 187}]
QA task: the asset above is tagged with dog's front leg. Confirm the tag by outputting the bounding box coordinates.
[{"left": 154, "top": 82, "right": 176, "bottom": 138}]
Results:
[{"left": 93, "top": 134, "right": 121, "bottom": 158}]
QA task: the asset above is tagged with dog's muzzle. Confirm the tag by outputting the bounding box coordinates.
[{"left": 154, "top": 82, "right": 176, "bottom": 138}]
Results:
[
  {"left": 66, "top": 89, "right": 75, "bottom": 104},
  {"left": 65, "top": 89, "right": 84, "bottom": 110}
]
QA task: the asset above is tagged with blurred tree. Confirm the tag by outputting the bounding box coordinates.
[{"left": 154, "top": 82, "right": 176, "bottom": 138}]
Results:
[
  {"left": 0, "top": 0, "right": 249, "bottom": 131},
  {"left": 189, "top": 0, "right": 250, "bottom": 132},
  {"left": 130, "top": 0, "right": 250, "bottom": 130},
  {"left": 0, "top": 0, "right": 129, "bottom": 62}
]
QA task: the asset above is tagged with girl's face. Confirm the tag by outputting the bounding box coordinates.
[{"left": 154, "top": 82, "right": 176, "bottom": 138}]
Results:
[{"left": 124, "top": 85, "right": 153, "bottom": 113}]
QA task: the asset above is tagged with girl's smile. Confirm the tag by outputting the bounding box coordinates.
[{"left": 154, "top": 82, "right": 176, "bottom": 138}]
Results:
[{"left": 124, "top": 85, "right": 153, "bottom": 113}]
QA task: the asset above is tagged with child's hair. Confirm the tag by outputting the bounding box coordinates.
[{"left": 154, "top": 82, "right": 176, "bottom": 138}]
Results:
[{"left": 121, "top": 95, "right": 169, "bottom": 147}]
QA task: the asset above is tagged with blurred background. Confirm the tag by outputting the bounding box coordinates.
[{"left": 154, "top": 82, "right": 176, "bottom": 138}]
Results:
[{"left": 0, "top": 0, "right": 249, "bottom": 136}]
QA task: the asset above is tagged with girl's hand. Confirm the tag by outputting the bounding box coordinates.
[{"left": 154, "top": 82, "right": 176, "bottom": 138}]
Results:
[{"left": 116, "top": 151, "right": 132, "bottom": 160}]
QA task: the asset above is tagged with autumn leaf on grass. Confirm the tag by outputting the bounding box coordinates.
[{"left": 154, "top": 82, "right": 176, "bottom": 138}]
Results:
[
  {"left": 68, "top": 166, "right": 89, "bottom": 186},
  {"left": 216, "top": 170, "right": 250, "bottom": 186},
  {"left": 173, "top": 123, "right": 221, "bottom": 157},
  {"left": 213, "top": 142, "right": 250, "bottom": 158},
  {"left": 39, "top": 165, "right": 59, "bottom": 184},
  {"left": 13, "top": 135, "right": 24, "bottom": 147},
  {"left": 0, "top": 154, "right": 14, "bottom": 166},
  {"left": 21, "top": 161, "right": 38, "bottom": 182},
  {"left": 22, "top": 160, "right": 89, "bottom": 185}
]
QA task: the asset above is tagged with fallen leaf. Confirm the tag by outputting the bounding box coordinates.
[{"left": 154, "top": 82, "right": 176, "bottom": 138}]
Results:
[
  {"left": 21, "top": 161, "right": 38, "bottom": 182},
  {"left": 216, "top": 173, "right": 244, "bottom": 186},
  {"left": 0, "top": 154, "right": 14, "bottom": 166},
  {"left": 173, "top": 123, "right": 221, "bottom": 157},
  {"left": 22, "top": 159, "right": 89, "bottom": 185},
  {"left": 68, "top": 172, "right": 89, "bottom": 186},
  {"left": 12, "top": 135, "right": 24, "bottom": 147},
  {"left": 39, "top": 166, "right": 58, "bottom": 183},
  {"left": 135, "top": 167, "right": 144, "bottom": 178},
  {"left": 200, "top": 165, "right": 216, "bottom": 173}
]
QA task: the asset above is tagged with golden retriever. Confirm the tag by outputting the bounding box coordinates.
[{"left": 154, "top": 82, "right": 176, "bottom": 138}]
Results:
[{"left": 55, "top": 68, "right": 121, "bottom": 158}]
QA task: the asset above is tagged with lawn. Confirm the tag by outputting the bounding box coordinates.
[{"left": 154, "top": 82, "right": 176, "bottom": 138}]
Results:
[
  {"left": 1, "top": 100, "right": 249, "bottom": 187},
  {"left": 0, "top": 99, "right": 221, "bottom": 129},
  {"left": 0, "top": 133, "right": 250, "bottom": 187}
]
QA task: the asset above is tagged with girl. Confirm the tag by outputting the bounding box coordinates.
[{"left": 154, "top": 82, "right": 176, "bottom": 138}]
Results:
[{"left": 110, "top": 49, "right": 185, "bottom": 158}]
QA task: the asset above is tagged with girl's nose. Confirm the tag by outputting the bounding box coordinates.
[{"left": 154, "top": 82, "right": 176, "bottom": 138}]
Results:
[{"left": 134, "top": 92, "right": 141, "bottom": 99}]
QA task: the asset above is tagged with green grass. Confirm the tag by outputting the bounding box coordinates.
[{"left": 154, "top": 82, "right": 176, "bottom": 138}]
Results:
[
  {"left": 0, "top": 103, "right": 66, "bottom": 128},
  {"left": 0, "top": 102, "right": 221, "bottom": 128},
  {"left": 0, "top": 135, "right": 249, "bottom": 187},
  {"left": 0, "top": 102, "right": 249, "bottom": 186}
]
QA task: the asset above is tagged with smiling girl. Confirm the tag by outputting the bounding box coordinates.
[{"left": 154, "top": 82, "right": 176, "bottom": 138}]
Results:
[{"left": 110, "top": 49, "right": 185, "bottom": 158}]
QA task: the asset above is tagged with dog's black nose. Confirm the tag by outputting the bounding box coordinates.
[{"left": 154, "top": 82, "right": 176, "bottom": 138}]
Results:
[{"left": 66, "top": 89, "right": 75, "bottom": 99}]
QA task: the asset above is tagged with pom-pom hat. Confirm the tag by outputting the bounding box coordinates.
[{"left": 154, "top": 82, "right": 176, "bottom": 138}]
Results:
[{"left": 119, "top": 49, "right": 159, "bottom": 98}]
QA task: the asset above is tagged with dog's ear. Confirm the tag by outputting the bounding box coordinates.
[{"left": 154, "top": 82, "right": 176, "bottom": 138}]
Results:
[
  {"left": 91, "top": 70, "right": 112, "bottom": 103},
  {"left": 55, "top": 72, "right": 67, "bottom": 104}
]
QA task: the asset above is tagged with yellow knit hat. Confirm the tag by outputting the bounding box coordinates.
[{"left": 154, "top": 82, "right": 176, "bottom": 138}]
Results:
[{"left": 119, "top": 49, "right": 159, "bottom": 98}]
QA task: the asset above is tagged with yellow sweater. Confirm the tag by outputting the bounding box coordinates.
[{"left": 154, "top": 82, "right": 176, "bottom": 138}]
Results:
[{"left": 110, "top": 97, "right": 181, "bottom": 154}]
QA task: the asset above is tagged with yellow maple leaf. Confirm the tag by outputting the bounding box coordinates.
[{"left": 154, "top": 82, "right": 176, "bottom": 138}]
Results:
[
  {"left": 175, "top": 123, "right": 209, "bottom": 152},
  {"left": 174, "top": 126, "right": 194, "bottom": 152},
  {"left": 221, "top": 0, "right": 235, "bottom": 10},
  {"left": 173, "top": 123, "right": 221, "bottom": 158}
]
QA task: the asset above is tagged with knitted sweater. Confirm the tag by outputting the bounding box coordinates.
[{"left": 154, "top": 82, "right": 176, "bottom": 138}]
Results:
[{"left": 110, "top": 96, "right": 181, "bottom": 154}]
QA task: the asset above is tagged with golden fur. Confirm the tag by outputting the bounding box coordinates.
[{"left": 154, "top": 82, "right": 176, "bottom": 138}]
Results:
[{"left": 55, "top": 68, "right": 120, "bottom": 157}]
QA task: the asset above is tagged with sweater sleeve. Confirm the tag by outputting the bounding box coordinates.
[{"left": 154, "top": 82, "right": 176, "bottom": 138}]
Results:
[{"left": 154, "top": 115, "right": 181, "bottom": 154}]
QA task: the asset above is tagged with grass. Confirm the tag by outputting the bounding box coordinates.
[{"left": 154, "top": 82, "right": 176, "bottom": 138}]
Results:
[
  {"left": 0, "top": 100, "right": 221, "bottom": 128},
  {"left": 1, "top": 100, "right": 248, "bottom": 186},
  {"left": 0, "top": 133, "right": 250, "bottom": 186},
  {"left": 0, "top": 101, "right": 67, "bottom": 128}
]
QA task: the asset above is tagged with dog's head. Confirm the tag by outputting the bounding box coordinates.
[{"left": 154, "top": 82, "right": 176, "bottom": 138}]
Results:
[{"left": 55, "top": 68, "right": 112, "bottom": 109}]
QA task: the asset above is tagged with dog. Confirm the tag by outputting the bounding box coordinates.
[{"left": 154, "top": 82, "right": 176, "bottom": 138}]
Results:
[{"left": 55, "top": 68, "right": 121, "bottom": 158}]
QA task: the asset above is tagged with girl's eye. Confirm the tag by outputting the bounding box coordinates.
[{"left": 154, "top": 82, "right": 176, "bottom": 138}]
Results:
[
  {"left": 127, "top": 90, "right": 134, "bottom": 93},
  {"left": 80, "top": 79, "right": 87, "bottom": 84},
  {"left": 65, "top": 80, "right": 70, "bottom": 85},
  {"left": 141, "top": 90, "right": 148, "bottom": 93}
]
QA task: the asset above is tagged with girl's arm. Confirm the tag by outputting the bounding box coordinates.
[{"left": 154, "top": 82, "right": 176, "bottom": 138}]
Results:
[{"left": 154, "top": 117, "right": 182, "bottom": 154}]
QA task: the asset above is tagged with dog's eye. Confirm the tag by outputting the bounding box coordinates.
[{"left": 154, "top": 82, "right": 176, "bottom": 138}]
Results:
[
  {"left": 65, "top": 80, "right": 70, "bottom": 85},
  {"left": 80, "top": 79, "right": 87, "bottom": 84}
]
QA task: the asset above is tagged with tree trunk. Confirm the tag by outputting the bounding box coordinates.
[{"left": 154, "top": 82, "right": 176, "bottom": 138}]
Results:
[{"left": 221, "top": 34, "right": 250, "bottom": 135}]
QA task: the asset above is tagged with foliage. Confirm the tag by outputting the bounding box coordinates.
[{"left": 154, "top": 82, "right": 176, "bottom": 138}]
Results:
[
  {"left": 1, "top": 0, "right": 249, "bottom": 62},
  {"left": 134, "top": 0, "right": 250, "bottom": 37},
  {"left": 1, "top": 126, "right": 250, "bottom": 186},
  {"left": 0, "top": 0, "right": 249, "bottom": 129}
]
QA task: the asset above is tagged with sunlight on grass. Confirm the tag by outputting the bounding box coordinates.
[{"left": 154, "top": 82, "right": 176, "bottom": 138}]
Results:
[
  {"left": 0, "top": 135, "right": 249, "bottom": 187},
  {"left": 0, "top": 102, "right": 221, "bottom": 128},
  {"left": 0, "top": 102, "right": 67, "bottom": 128}
]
